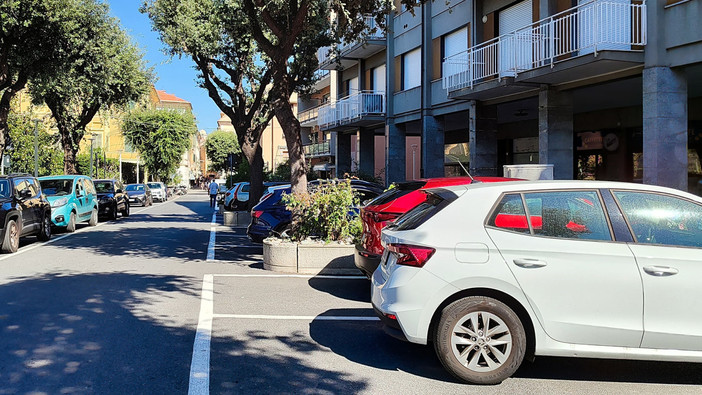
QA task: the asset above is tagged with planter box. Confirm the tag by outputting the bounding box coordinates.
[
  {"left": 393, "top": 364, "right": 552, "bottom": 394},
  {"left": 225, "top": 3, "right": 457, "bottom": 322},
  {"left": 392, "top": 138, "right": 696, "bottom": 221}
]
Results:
[
  {"left": 223, "top": 211, "right": 252, "bottom": 227},
  {"left": 263, "top": 239, "right": 359, "bottom": 275}
]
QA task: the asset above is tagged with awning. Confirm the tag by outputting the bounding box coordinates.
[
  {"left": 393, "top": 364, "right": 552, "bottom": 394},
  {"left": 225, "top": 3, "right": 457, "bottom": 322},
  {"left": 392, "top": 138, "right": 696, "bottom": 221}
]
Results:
[{"left": 313, "top": 163, "right": 334, "bottom": 171}]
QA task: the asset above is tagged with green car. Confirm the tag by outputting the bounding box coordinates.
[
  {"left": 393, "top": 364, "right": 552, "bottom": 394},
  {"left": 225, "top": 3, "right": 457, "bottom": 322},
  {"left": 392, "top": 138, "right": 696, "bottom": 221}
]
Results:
[{"left": 38, "top": 175, "right": 99, "bottom": 232}]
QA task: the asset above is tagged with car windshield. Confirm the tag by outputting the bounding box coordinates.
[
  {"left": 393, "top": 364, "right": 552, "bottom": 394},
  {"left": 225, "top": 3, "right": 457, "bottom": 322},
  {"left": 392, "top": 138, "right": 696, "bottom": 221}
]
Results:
[
  {"left": 94, "top": 181, "right": 114, "bottom": 193},
  {"left": 0, "top": 180, "right": 10, "bottom": 198},
  {"left": 40, "top": 179, "right": 73, "bottom": 196},
  {"left": 147, "top": 183, "right": 161, "bottom": 189},
  {"left": 125, "top": 184, "right": 144, "bottom": 192}
]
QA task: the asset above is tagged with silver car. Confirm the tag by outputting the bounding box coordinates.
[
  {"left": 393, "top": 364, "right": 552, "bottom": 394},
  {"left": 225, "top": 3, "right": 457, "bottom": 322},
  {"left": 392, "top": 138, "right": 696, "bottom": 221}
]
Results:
[
  {"left": 147, "top": 182, "right": 167, "bottom": 202},
  {"left": 372, "top": 180, "right": 702, "bottom": 384}
]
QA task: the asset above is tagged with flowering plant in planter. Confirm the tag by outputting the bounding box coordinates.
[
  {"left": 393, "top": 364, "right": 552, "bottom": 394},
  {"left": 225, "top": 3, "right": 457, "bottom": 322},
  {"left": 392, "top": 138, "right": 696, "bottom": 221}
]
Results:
[{"left": 282, "top": 179, "right": 362, "bottom": 243}]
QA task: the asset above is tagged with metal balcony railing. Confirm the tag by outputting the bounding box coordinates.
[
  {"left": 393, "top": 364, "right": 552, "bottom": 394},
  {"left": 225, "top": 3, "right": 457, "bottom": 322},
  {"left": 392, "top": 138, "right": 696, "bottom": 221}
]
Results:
[
  {"left": 303, "top": 141, "right": 332, "bottom": 157},
  {"left": 317, "top": 90, "right": 386, "bottom": 129},
  {"left": 443, "top": 0, "right": 647, "bottom": 92},
  {"left": 298, "top": 104, "right": 321, "bottom": 124},
  {"left": 338, "top": 16, "right": 385, "bottom": 53}
]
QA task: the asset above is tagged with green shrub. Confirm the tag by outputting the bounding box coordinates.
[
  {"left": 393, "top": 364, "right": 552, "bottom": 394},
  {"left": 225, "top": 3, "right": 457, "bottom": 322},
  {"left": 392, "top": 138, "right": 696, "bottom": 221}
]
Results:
[{"left": 283, "top": 179, "right": 361, "bottom": 243}]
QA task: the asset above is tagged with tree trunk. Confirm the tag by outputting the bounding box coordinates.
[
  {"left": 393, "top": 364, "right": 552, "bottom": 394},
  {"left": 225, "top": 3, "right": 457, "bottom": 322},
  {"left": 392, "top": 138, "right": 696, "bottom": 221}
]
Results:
[
  {"left": 273, "top": 99, "right": 307, "bottom": 195},
  {"left": 63, "top": 144, "right": 79, "bottom": 175},
  {"left": 241, "top": 139, "right": 265, "bottom": 210}
]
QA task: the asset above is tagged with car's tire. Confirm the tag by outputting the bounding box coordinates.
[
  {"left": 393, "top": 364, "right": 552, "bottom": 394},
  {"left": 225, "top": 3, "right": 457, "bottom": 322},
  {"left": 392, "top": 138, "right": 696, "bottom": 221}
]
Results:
[
  {"left": 2, "top": 218, "right": 20, "bottom": 253},
  {"left": 109, "top": 203, "right": 118, "bottom": 221},
  {"left": 88, "top": 208, "right": 98, "bottom": 226},
  {"left": 66, "top": 211, "right": 77, "bottom": 233},
  {"left": 434, "top": 296, "right": 526, "bottom": 385},
  {"left": 122, "top": 202, "right": 130, "bottom": 217},
  {"left": 37, "top": 213, "right": 51, "bottom": 241}
]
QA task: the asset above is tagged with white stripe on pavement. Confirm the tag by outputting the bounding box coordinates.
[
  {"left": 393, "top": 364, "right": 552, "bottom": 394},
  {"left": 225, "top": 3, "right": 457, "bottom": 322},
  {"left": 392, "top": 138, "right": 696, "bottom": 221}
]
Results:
[
  {"left": 212, "top": 274, "right": 367, "bottom": 280},
  {"left": 188, "top": 274, "right": 214, "bottom": 395},
  {"left": 212, "top": 314, "right": 379, "bottom": 321},
  {"left": 206, "top": 209, "right": 217, "bottom": 261}
]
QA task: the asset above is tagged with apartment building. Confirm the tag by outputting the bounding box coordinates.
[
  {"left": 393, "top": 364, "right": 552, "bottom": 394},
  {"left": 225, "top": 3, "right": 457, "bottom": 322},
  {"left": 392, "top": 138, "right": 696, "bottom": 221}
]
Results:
[{"left": 300, "top": 0, "right": 702, "bottom": 193}]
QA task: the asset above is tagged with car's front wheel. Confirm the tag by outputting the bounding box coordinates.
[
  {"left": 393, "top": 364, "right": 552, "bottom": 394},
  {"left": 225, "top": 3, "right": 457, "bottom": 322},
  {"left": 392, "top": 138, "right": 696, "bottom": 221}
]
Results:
[
  {"left": 66, "top": 211, "right": 77, "bottom": 233},
  {"left": 88, "top": 208, "right": 98, "bottom": 226},
  {"left": 2, "top": 218, "right": 20, "bottom": 253},
  {"left": 434, "top": 296, "right": 526, "bottom": 385}
]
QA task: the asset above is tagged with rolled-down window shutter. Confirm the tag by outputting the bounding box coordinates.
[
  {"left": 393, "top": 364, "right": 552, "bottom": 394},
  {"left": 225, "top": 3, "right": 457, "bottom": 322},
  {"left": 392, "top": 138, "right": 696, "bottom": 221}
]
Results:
[{"left": 402, "top": 48, "right": 421, "bottom": 90}]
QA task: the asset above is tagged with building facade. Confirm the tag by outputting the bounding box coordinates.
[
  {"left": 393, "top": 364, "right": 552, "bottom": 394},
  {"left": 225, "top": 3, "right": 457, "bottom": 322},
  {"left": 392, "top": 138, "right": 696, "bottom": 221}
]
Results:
[{"left": 299, "top": 0, "right": 702, "bottom": 194}]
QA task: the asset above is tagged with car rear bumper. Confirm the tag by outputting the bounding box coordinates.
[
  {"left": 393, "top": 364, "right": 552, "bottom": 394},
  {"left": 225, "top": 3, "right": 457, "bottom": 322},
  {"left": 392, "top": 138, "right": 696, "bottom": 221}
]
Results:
[{"left": 354, "top": 245, "right": 381, "bottom": 279}]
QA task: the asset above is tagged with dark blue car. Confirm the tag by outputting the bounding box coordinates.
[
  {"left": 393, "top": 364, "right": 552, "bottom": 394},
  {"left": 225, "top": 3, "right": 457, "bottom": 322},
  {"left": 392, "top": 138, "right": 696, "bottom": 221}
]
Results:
[{"left": 246, "top": 180, "right": 384, "bottom": 243}]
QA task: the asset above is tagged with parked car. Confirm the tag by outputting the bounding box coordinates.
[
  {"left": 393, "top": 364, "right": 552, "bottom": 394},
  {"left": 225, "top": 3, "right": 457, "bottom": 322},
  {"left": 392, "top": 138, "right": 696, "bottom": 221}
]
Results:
[
  {"left": 0, "top": 174, "right": 52, "bottom": 253},
  {"left": 372, "top": 180, "right": 702, "bottom": 385},
  {"left": 355, "top": 177, "right": 521, "bottom": 278},
  {"left": 225, "top": 181, "right": 289, "bottom": 210},
  {"left": 247, "top": 180, "right": 384, "bottom": 243},
  {"left": 93, "top": 179, "right": 130, "bottom": 220},
  {"left": 125, "top": 183, "right": 153, "bottom": 207},
  {"left": 147, "top": 182, "right": 167, "bottom": 202},
  {"left": 38, "top": 175, "right": 99, "bottom": 232}
]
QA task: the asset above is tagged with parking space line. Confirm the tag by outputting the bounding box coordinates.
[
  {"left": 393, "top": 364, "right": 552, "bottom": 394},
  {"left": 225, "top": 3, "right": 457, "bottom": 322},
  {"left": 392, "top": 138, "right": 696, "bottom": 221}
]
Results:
[
  {"left": 206, "top": 207, "right": 217, "bottom": 261},
  {"left": 189, "top": 274, "right": 214, "bottom": 395},
  {"left": 212, "top": 314, "right": 379, "bottom": 321},
  {"left": 213, "top": 274, "right": 367, "bottom": 279}
]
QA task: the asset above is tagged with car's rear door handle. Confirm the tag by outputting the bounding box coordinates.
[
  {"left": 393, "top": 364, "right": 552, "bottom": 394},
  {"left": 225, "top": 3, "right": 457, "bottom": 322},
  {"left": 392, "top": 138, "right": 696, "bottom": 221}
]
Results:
[
  {"left": 513, "top": 258, "right": 547, "bottom": 268},
  {"left": 643, "top": 266, "right": 679, "bottom": 277}
]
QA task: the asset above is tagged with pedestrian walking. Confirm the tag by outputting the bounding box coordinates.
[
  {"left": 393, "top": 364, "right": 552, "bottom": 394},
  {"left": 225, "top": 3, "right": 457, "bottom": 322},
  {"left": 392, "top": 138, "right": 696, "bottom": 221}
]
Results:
[{"left": 208, "top": 178, "right": 219, "bottom": 208}]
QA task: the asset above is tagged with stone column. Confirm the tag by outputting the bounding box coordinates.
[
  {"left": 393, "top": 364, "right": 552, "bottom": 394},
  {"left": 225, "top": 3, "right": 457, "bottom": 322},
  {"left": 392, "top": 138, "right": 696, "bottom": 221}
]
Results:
[
  {"left": 385, "top": 123, "right": 406, "bottom": 185},
  {"left": 539, "top": 86, "right": 573, "bottom": 180},
  {"left": 469, "top": 101, "right": 498, "bottom": 176},
  {"left": 643, "top": 67, "right": 688, "bottom": 190},
  {"left": 358, "top": 127, "right": 375, "bottom": 177},
  {"left": 336, "top": 132, "right": 352, "bottom": 176},
  {"left": 422, "top": 116, "right": 445, "bottom": 178}
]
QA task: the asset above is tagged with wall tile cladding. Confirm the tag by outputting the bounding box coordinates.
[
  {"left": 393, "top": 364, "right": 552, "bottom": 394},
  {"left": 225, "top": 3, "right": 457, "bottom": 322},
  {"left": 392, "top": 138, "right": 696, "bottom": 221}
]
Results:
[
  {"left": 393, "top": 9, "right": 422, "bottom": 55},
  {"left": 431, "top": 0, "right": 472, "bottom": 39}
]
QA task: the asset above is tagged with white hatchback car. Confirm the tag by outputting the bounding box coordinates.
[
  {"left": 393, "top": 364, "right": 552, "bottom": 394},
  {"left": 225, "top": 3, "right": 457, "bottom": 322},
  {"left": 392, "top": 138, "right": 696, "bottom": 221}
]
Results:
[{"left": 372, "top": 180, "right": 702, "bottom": 385}]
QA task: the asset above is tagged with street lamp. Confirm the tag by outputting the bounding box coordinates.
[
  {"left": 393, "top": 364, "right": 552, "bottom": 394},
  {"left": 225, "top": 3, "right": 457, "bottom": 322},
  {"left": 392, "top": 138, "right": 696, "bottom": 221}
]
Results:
[
  {"left": 87, "top": 133, "right": 98, "bottom": 178},
  {"left": 32, "top": 119, "right": 41, "bottom": 177},
  {"left": 411, "top": 144, "right": 418, "bottom": 180}
]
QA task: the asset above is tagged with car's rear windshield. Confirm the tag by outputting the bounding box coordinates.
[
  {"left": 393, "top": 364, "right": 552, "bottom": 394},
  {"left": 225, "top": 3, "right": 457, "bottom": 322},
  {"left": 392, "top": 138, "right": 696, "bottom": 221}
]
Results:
[
  {"left": 391, "top": 190, "right": 457, "bottom": 231},
  {"left": 40, "top": 179, "right": 73, "bottom": 196},
  {"left": 94, "top": 181, "right": 114, "bottom": 193},
  {"left": 126, "top": 184, "right": 144, "bottom": 191},
  {"left": 366, "top": 181, "right": 426, "bottom": 207},
  {"left": 147, "top": 183, "right": 161, "bottom": 189}
]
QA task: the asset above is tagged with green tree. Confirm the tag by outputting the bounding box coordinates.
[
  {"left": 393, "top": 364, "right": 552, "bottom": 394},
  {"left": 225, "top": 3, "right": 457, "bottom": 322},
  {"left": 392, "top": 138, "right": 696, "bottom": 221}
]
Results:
[
  {"left": 121, "top": 108, "right": 196, "bottom": 182},
  {"left": 29, "top": 0, "right": 152, "bottom": 174},
  {"left": 240, "top": 0, "right": 393, "bottom": 194},
  {"left": 205, "top": 130, "right": 240, "bottom": 173},
  {"left": 76, "top": 148, "right": 120, "bottom": 179},
  {"left": 0, "top": 0, "right": 76, "bottom": 154},
  {"left": 6, "top": 114, "right": 63, "bottom": 176},
  {"left": 143, "top": 0, "right": 277, "bottom": 208}
]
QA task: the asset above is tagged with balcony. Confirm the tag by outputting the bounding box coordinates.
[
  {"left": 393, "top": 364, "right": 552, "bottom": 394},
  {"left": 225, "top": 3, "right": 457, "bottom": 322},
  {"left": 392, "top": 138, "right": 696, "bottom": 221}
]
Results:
[
  {"left": 318, "top": 91, "right": 386, "bottom": 131},
  {"left": 318, "top": 16, "right": 387, "bottom": 70},
  {"left": 303, "top": 141, "right": 334, "bottom": 158},
  {"left": 443, "top": 0, "right": 647, "bottom": 100},
  {"left": 299, "top": 103, "right": 322, "bottom": 127}
]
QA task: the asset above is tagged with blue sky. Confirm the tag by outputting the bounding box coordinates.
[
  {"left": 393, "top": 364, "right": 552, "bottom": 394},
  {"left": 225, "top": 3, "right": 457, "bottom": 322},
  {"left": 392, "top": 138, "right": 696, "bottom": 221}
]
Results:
[{"left": 107, "top": 1, "right": 220, "bottom": 133}]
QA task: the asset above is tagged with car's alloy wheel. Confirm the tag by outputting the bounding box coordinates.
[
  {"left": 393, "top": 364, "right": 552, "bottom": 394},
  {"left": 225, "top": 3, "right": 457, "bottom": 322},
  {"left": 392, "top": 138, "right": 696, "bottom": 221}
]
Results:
[
  {"left": 1, "top": 218, "right": 19, "bottom": 253},
  {"left": 37, "top": 213, "right": 51, "bottom": 241},
  {"left": 434, "top": 296, "right": 526, "bottom": 385},
  {"left": 89, "top": 208, "right": 98, "bottom": 226},
  {"left": 66, "top": 212, "right": 77, "bottom": 233}
]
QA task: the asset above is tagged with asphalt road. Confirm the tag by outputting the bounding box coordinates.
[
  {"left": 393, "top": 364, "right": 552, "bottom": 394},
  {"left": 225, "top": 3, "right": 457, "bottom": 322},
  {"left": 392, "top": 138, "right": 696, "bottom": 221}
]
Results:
[{"left": 0, "top": 190, "right": 700, "bottom": 394}]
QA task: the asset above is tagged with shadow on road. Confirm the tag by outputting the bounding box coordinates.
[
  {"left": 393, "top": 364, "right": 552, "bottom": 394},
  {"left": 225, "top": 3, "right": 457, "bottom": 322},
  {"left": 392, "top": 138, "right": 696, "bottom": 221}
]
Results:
[{"left": 0, "top": 272, "right": 198, "bottom": 394}]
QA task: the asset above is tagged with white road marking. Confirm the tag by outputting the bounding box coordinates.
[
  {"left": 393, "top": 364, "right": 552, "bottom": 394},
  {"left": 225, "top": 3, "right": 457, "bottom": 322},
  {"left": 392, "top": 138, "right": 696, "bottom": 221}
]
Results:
[
  {"left": 213, "top": 274, "right": 367, "bottom": 280},
  {"left": 188, "top": 274, "right": 214, "bottom": 395},
  {"left": 206, "top": 209, "right": 217, "bottom": 261},
  {"left": 212, "top": 314, "right": 379, "bottom": 321}
]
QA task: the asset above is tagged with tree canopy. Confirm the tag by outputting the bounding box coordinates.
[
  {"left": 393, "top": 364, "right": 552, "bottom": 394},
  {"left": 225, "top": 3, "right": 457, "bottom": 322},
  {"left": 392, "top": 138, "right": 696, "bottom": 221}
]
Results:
[
  {"left": 205, "top": 130, "right": 240, "bottom": 173},
  {"left": 121, "top": 108, "right": 196, "bottom": 182},
  {"left": 29, "top": 0, "right": 152, "bottom": 174},
  {"left": 6, "top": 114, "right": 64, "bottom": 176}
]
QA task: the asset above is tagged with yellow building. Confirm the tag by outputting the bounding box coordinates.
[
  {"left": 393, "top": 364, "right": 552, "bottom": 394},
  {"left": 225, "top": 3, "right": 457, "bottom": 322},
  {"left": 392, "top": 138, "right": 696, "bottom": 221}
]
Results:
[{"left": 11, "top": 86, "right": 206, "bottom": 184}]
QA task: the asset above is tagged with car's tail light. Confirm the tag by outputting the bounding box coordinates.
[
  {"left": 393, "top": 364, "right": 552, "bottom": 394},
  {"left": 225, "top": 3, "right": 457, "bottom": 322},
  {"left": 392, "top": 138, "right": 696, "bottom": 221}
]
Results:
[
  {"left": 387, "top": 244, "right": 435, "bottom": 268},
  {"left": 226, "top": 192, "right": 231, "bottom": 197},
  {"left": 252, "top": 210, "right": 263, "bottom": 218},
  {"left": 373, "top": 212, "right": 400, "bottom": 223}
]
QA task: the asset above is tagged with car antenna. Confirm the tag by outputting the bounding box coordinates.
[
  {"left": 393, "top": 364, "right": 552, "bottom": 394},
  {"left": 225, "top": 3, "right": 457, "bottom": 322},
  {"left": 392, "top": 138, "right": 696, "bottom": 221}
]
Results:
[{"left": 445, "top": 154, "right": 480, "bottom": 183}]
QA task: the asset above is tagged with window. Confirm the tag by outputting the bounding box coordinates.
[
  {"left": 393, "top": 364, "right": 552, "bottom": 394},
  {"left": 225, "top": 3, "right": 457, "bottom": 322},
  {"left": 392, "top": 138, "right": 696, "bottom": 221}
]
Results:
[
  {"left": 13, "top": 178, "right": 31, "bottom": 198},
  {"left": 487, "top": 194, "right": 530, "bottom": 234},
  {"left": 443, "top": 27, "right": 468, "bottom": 60},
  {"left": 523, "top": 191, "right": 612, "bottom": 241},
  {"left": 614, "top": 191, "right": 702, "bottom": 248},
  {"left": 402, "top": 48, "right": 421, "bottom": 90}
]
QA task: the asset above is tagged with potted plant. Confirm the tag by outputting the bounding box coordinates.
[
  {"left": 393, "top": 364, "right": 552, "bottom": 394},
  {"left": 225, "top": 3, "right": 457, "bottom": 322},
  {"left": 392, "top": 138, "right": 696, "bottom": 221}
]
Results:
[{"left": 262, "top": 179, "right": 362, "bottom": 275}]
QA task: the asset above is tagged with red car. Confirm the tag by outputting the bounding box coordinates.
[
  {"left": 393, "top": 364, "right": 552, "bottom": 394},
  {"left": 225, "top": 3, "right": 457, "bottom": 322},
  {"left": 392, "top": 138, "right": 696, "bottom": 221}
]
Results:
[{"left": 354, "top": 176, "right": 521, "bottom": 278}]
